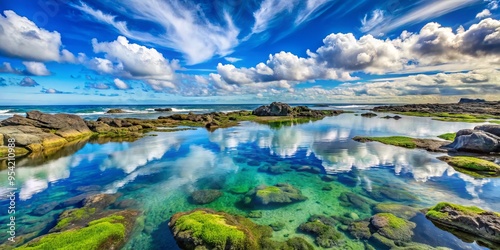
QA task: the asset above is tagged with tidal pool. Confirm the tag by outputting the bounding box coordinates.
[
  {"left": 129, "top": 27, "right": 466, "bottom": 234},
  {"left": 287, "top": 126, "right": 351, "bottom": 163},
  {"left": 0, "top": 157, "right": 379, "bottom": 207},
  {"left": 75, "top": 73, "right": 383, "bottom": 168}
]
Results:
[{"left": 1, "top": 113, "right": 498, "bottom": 249}]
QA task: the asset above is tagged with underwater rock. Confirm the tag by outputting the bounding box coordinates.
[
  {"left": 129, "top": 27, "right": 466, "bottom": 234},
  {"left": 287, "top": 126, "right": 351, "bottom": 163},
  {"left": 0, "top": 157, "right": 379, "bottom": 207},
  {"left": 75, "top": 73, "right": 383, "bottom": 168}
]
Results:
[
  {"left": 58, "top": 192, "right": 99, "bottom": 208},
  {"left": 294, "top": 165, "right": 322, "bottom": 174},
  {"left": 269, "top": 221, "right": 286, "bottom": 231},
  {"left": 361, "top": 112, "right": 378, "bottom": 117},
  {"left": 258, "top": 164, "right": 292, "bottom": 175},
  {"left": 244, "top": 183, "right": 307, "bottom": 206},
  {"left": 322, "top": 185, "right": 333, "bottom": 191},
  {"left": 370, "top": 213, "right": 416, "bottom": 242},
  {"left": 82, "top": 193, "right": 120, "bottom": 211},
  {"left": 112, "top": 199, "right": 139, "bottom": 209},
  {"left": 260, "top": 237, "right": 315, "bottom": 250},
  {"left": 106, "top": 108, "right": 125, "bottom": 113},
  {"left": 18, "top": 210, "right": 140, "bottom": 250},
  {"left": 348, "top": 221, "right": 371, "bottom": 240},
  {"left": 248, "top": 211, "right": 263, "bottom": 218},
  {"left": 374, "top": 203, "right": 420, "bottom": 220},
  {"left": 298, "top": 215, "right": 344, "bottom": 248},
  {"left": 426, "top": 202, "right": 500, "bottom": 244},
  {"left": 337, "top": 174, "right": 359, "bottom": 187},
  {"left": 169, "top": 208, "right": 273, "bottom": 250},
  {"left": 321, "top": 175, "right": 337, "bottom": 182},
  {"left": 338, "top": 192, "right": 373, "bottom": 213},
  {"left": 31, "top": 201, "right": 59, "bottom": 216},
  {"left": 247, "top": 160, "right": 261, "bottom": 166},
  {"left": 190, "top": 189, "right": 223, "bottom": 204}
]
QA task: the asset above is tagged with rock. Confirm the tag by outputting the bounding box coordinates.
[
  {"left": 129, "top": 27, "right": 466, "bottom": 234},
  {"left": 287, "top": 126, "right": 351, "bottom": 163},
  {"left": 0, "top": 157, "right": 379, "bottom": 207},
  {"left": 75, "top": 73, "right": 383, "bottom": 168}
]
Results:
[
  {"left": 298, "top": 215, "right": 344, "bottom": 248},
  {"left": 338, "top": 192, "right": 372, "bottom": 212},
  {"left": 456, "top": 129, "right": 474, "bottom": 137},
  {"left": 244, "top": 183, "right": 308, "bottom": 206},
  {"left": 248, "top": 211, "right": 263, "bottom": 218},
  {"left": 269, "top": 221, "right": 286, "bottom": 231},
  {"left": 154, "top": 108, "right": 173, "bottom": 112},
  {"left": 447, "top": 131, "right": 500, "bottom": 153},
  {"left": 258, "top": 164, "right": 291, "bottom": 175},
  {"left": 459, "top": 98, "right": 486, "bottom": 104},
  {"left": 106, "top": 109, "right": 125, "bottom": 113},
  {"left": 58, "top": 192, "right": 98, "bottom": 208},
  {"left": 348, "top": 221, "right": 371, "bottom": 240},
  {"left": 82, "top": 193, "right": 120, "bottom": 211},
  {"left": 438, "top": 156, "right": 500, "bottom": 177},
  {"left": 373, "top": 203, "right": 419, "bottom": 220},
  {"left": 322, "top": 185, "right": 333, "bottom": 191},
  {"left": 381, "top": 115, "right": 402, "bottom": 120},
  {"left": 25, "top": 111, "right": 91, "bottom": 134},
  {"left": 112, "top": 199, "right": 138, "bottom": 209},
  {"left": 370, "top": 213, "right": 416, "bottom": 242},
  {"left": 361, "top": 112, "right": 378, "bottom": 117},
  {"left": 367, "top": 186, "right": 419, "bottom": 202},
  {"left": 426, "top": 202, "right": 500, "bottom": 244},
  {"left": 373, "top": 101, "right": 500, "bottom": 116},
  {"left": 20, "top": 210, "right": 140, "bottom": 250},
  {"left": 30, "top": 201, "right": 59, "bottom": 216},
  {"left": 475, "top": 124, "right": 500, "bottom": 137},
  {"left": 253, "top": 102, "right": 294, "bottom": 116},
  {"left": 169, "top": 208, "right": 273, "bottom": 250},
  {"left": 321, "top": 175, "right": 337, "bottom": 182},
  {"left": 190, "top": 189, "right": 223, "bottom": 204}
]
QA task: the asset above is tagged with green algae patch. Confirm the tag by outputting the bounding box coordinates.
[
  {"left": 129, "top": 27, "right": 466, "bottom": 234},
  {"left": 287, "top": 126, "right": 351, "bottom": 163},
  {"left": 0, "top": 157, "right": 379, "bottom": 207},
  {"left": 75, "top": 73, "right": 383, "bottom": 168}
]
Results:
[
  {"left": 370, "top": 213, "right": 416, "bottom": 242},
  {"left": 298, "top": 215, "right": 344, "bottom": 248},
  {"left": 427, "top": 202, "right": 496, "bottom": 219},
  {"left": 438, "top": 156, "right": 500, "bottom": 178},
  {"left": 174, "top": 210, "right": 246, "bottom": 249},
  {"left": 244, "top": 183, "right": 308, "bottom": 206},
  {"left": 353, "top": 136, "right": 417, "bottom": 149},
  {"left": 54, "top": 207, "right": 96, "bottom": 231},
  {"left": 437, "top": 133, "right": 456, "bottom": 141},
  {"left": 17, "top": 214, "right": 127, "bottom": 250}
]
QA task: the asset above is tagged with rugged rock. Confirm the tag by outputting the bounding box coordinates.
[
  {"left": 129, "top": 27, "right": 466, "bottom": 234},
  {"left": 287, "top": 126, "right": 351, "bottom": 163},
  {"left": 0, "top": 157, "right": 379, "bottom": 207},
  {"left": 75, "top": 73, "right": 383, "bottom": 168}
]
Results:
[
  {"left": 82, "top": 193, "right": 120, "bottom": 211},
  {"left": 475, "top": 124, "right": 500, "bottom": 137},
  {"left": 338, "top": 192, "right": 373, "bottom": 213},
  {"left": 30, "top": 201, "right": 59, "bottom": 216},
  {"left": 106, "top": 108, "right": 125, "bottom": 113},
  {"left": 190, "top": 189, "right": 223, "bottom": 204},
  {"left": 373, "top": 203, "right": 419, "bottom": 220},
  {"left": 169, "top": 208, "right": 272, "bottom": 250},
  {"left": 447, "top": 130, "right": 500, "bottom": 153},
  {"left": 19, "top": 209, "right": 140, "bottom": 250},
  {"left": 243, "top": 183, "right": 307, "bottom": 206},
  {"left": 459, "top": 98, "right": 486, "bottom": 104},
  {"left": 348, "top": 221, "right": 372, "bottom": 240},
  {"left": 298, "top": 215, "right": 344, "bottom": 248},
  {"left": 426, "top": 202, "right": 500, "bottom": 244}
]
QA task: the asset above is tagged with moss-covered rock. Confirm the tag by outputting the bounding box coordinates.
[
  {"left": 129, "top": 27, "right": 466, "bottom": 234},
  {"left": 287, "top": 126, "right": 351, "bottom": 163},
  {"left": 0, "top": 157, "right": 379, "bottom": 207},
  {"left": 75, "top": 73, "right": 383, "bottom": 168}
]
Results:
[
  {"left": 247, "top": 211, "right": 263, "bottom": 218},
  {"left": 269, "top": 221, "right": 286, "bottom": 231},
  {"left": 190, "top": 189, "right": 223, "bottom": 204},
  {"left": 374, "top": 203, "right": 419, "bottom": 220},
  {"left": 370, "top": 213, "right": 416, "bottom": 242},
  {"left": 437, "top": 156, "right": 500, "bottom": 178},
  {"left": 348, "top": 221, "right": 371, "bottom": 240},
  {"left": 17, "top": 210, "right": 139, "bottom": 250},
  {"left": 426, "top": 202, "right": 500, "bottom": 244},
  {"left": 260, "top": 237, "right": 315, "bottom": 250},
  {"left": 243, "top": 183, "right": 307, "bottom": 206},
  {"left": 169, "top": 208, "right": 273, "bottom": 250},
  {"left": 298, "top": 215, "right": 344, "bottom": 248},
  {"left": 353, "top": 136, "right": 448, "bottom": 152},
  {"left": 437, "top": 133, "right": 456, "bottom": 141},
  {"left": 367, "top": 186, "right": 419, "bottom": 202}
]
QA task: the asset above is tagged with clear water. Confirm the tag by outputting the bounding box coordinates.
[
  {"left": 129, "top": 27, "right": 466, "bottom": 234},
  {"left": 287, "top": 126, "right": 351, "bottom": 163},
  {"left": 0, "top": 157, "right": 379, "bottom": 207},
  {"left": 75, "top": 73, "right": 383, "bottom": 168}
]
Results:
[{"left": 1, "top": 112, "right": 498, "bottom": 249}]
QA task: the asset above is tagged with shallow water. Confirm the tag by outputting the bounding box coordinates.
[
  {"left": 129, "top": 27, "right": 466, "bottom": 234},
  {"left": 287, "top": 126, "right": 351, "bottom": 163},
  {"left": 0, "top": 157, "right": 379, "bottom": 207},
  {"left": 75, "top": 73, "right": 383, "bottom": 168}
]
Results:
[{"left": 1, "top": 112, "right": 498, "bottom": 249}]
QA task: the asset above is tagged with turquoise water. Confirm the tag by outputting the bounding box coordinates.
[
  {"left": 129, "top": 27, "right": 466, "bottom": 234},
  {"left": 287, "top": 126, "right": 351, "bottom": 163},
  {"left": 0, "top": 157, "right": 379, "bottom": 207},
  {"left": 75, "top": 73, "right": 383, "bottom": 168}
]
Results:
[{"left": 1, "top": 112, "right": 499, "bottom": 249}]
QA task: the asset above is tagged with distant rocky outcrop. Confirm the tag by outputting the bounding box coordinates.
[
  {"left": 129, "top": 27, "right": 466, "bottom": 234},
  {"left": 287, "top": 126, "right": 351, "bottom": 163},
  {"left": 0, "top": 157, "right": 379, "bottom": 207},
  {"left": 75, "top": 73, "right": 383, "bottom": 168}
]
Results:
[
  {"left": 459, "top": 98, "right": 486, "bottom": 104},
  {"left": 373, "top": 101, "right": 500, "bottom": 116},
  {"left": 252, "top": 102, "right": 343, "bottom": 117},
  {"left": 446, "top": 125, "right": 500, "bottom": 153}
]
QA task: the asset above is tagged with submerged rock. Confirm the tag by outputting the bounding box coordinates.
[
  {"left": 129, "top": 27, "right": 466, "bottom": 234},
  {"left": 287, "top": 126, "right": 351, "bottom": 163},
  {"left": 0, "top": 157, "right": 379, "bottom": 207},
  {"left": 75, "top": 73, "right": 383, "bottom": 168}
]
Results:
[
  {"left": 243, "top": 183, "right": 307, "bottom": 206},
  {"left": 298, "top": 215, "right": 344, "bottom": 248},
  {"left": 269, "top": 221, "right": 286, "bottom": 231},
  {"left": 373, "top": 203, "right": 420, "bottom": 220},
  {"left": 190, "top": 189, "right": 223, "bottom": 204},
  {"left": 338, "top": 192, "right": 373, "bottom": 212},
  {"left": 426, "top": 202, "right": 500, "bottom": 244},
  {"left": 169, "top": 208, "right": 273, "bottom": 250},
  {"left": 30, "top": 201, "right": 59, "bottom": 216},
  {"left": 367, "top": 186, "right": 419, "bottom": 202},
  {"left": 348, "top": 221, "right": 371, "bottom": 240},
  {"left": 18, "top": 210, "right": 140, "bottom": 250}
]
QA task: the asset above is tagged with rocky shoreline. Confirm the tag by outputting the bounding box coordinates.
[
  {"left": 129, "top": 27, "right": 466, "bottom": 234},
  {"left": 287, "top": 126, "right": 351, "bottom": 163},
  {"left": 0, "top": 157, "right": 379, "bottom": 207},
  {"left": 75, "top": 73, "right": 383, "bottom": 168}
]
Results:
[
  {"left": 373, "top": 101, "right": 500, "bottom": 116},
  {"left": 0, "top": 102, "right": 344, "bottom": 160}
]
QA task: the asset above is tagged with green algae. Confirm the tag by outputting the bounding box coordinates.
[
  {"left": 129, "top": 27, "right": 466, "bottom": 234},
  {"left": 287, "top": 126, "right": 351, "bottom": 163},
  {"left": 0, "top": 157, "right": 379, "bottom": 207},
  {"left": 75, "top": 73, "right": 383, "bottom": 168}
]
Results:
[
  {"left": 383, "top": 111, "right": 500, "bottom": 123},
  {"left": 353, "top": 136, "right": 417, "bottom": 148},
  {"left": 427, "top": 202, "right": 500, "bottom": 219},
  {"left": 437, "top": 133, "right": 456, "bottom": 141},
  {"left": 54, "top": 207, "right": 96, "bottom": 231},
  {"left": 438, "top": 156, "right": 500, "bottom": 178},
  {"left": 17, "top": 215, "right": 127, "bottom": 250}
]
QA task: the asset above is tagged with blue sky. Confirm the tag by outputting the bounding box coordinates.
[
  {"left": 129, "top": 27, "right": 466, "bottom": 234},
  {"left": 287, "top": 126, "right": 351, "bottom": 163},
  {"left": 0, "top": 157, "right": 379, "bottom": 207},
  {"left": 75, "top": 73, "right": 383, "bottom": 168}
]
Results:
[{"left": 0, "top": 0, "right": 499, "bottom": 104}]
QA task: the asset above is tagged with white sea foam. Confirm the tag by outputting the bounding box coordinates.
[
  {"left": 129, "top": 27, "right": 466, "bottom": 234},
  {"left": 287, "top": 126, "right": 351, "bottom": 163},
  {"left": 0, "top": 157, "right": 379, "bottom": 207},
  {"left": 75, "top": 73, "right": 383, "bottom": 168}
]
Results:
[
  {"left": 171, "top": 108, "right": 210, "bottom": 112},
  {"left": 331, "top": 105, "right": 370, "bottom": 109},
  {"left": 0, "top": 110, "right": 10, "bottom": 114}
]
